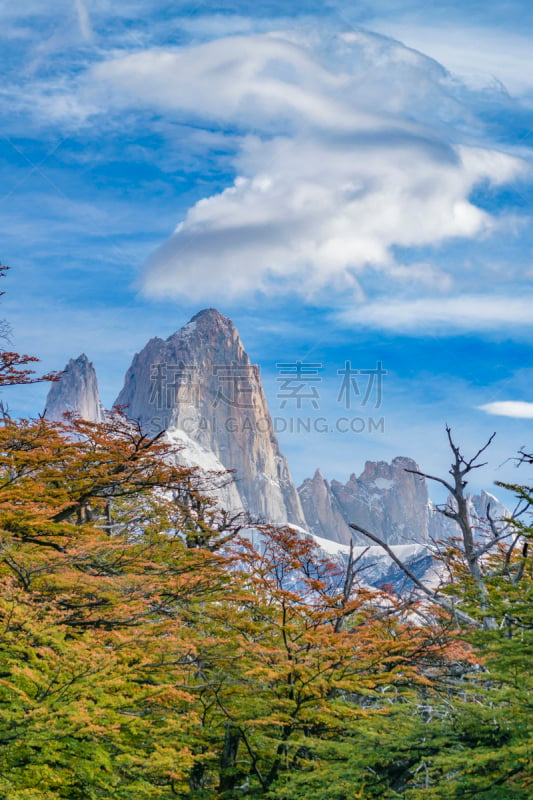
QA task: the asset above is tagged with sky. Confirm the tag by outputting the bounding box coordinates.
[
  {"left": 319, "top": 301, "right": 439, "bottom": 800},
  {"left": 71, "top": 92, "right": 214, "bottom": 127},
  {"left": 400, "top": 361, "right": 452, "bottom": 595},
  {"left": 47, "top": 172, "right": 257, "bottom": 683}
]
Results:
[{"left": 1, "top": 0, "right": 532, "bottom": 501}]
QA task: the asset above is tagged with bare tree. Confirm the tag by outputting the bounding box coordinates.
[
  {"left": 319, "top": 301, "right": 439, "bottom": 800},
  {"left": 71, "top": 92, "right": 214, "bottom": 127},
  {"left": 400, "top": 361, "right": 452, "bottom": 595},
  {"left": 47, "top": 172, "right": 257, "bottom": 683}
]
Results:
[{"left": 349, "top": 427, "right": 517, "bottom": 630}]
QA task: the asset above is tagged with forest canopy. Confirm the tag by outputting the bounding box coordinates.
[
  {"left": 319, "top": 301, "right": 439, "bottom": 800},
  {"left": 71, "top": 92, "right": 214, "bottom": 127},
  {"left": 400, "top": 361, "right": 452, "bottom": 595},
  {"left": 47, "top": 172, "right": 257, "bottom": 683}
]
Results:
[{"left": 0, "top": 270, "right": 531, "bottom": 799}]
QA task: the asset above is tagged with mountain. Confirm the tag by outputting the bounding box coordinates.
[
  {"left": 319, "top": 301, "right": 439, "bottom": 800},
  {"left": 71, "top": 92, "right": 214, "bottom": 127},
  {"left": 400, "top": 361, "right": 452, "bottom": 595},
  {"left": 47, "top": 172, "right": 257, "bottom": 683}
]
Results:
[
  {"left": 44, "top": 315, "right": 509, "bottom": 575},
  {"left": 44, "top": 354, "right": 103, "bottom": 423},
  {"left": 299, "top": 457, "right": 512, "bottom": 565},
  {"left": 164, "top": 427, "right": 245, "bottom": 516},
  {"left": 299, "top": 457, "right": 431, "bottom": 545},
  {"left": 469, "top": 490, "right": 510, "bottom": 528},
  {"left": 115, "top": 309, "right": 306, "bottom": 527}
]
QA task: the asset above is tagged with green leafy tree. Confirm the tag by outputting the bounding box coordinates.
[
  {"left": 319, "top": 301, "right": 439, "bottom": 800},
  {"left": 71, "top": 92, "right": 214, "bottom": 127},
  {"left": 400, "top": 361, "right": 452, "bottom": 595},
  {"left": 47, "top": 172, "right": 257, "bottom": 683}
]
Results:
[
  {"left": 0, "top": 410, "right": 243, "bottom": 798},
  {"left": 349, "top": 432, "right": 533, "bottom": 799}
]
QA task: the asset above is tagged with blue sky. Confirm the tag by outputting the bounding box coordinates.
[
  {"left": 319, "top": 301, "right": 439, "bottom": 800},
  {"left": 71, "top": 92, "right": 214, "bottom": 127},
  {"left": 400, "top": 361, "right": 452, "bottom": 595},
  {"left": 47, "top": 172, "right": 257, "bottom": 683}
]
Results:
[{"left": 1, "top": 0, "right": 532, "bottom": 499}]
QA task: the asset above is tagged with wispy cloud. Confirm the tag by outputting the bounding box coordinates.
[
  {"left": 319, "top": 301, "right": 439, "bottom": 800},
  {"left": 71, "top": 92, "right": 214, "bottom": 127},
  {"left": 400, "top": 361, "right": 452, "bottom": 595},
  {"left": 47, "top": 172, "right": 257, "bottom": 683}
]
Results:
[
  {"left": 337, "top": 295, "right": 533, "bottom": 334},
  {"left": 478, "top": 401, "right": 533, "bottom": 419},
  {"left": 1, "top": 8, "right": 532, "bottom": 343},
  {"left": 74, "top": 0, "right": 93, "bottom": 43},
  {"left": 367, "top": 20, "right": 533, "bottom": 96}
]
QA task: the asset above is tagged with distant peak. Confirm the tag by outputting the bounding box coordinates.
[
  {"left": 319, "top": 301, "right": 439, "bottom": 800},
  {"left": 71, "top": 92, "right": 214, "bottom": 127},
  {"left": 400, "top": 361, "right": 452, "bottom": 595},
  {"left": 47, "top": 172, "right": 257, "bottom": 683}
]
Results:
[
  {"left": 392, "top": 456, "right": 418, "bottom": 469},
  {"left": 62, "top": 354, "right": 94, "bottom": 372},
  {"left": 44, "top": 353, "right": 102, "bottom": 423}
]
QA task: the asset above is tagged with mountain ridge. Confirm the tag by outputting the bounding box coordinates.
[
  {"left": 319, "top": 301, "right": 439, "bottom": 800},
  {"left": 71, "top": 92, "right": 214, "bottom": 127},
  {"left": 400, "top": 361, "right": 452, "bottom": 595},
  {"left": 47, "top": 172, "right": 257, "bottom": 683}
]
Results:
[{"left": 44, "top": 309, "right": 509, "bottom": 556}]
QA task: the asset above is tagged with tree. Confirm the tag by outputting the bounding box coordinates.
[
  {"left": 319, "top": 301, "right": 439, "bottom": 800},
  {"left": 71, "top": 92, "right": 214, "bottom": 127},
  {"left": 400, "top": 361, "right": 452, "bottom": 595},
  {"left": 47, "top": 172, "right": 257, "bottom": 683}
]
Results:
[
  {"left": 5, "top": 263, "right": 529, "bottom": 797},
  {"left": 190, "top": 526, "right": 453, "bottom": 798},
  {"left": 0, "top": 410, "right": 244, "bottom": 797},
  {"left": 1, "top": 410, "right": 450, "bottom": 798},
  {"left": 0, "top": 265, "right": 58, "bottom": 389},
  {"left": 349, "top": 429, "right": 533, "bottom": 798}
]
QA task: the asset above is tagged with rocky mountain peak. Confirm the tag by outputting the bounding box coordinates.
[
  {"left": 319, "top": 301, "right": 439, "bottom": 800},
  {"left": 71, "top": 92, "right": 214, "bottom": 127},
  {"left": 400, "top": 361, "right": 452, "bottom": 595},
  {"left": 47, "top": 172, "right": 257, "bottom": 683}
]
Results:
[
  {"left": 189, "top": 307, "right": 234, "bottom": 329},
  {"left": 115, "top": 310, "right": 306, "bottom": 527},
  {"left": 45, "top": 353, "right": 103, "bottom": 423},
  {"left": 170, "top": 309, "right": 237, "bottom": 343},
  {"left": 357, "top": 456, "right": 417, "bottom": 484}
]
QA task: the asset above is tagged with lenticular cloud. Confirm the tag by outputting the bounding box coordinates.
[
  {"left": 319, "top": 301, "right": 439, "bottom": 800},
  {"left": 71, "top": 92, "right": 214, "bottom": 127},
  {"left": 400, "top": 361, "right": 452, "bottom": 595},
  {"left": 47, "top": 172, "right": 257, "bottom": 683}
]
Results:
[{"left": 93, "top": 30, "right": 524, "bottom": 302}]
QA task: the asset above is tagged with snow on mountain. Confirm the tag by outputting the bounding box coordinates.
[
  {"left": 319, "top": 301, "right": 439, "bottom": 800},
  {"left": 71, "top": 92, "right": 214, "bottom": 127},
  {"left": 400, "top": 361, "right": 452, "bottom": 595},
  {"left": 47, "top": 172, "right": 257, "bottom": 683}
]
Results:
[
  {"left": 164, "top": 427, "right": 244, "bottom": 514},
  {"left": 299, "top": 457, "right": 431, "bottom": 546},
  {"left": 43, "top": 311, "right": 510, "bottom": 597}
]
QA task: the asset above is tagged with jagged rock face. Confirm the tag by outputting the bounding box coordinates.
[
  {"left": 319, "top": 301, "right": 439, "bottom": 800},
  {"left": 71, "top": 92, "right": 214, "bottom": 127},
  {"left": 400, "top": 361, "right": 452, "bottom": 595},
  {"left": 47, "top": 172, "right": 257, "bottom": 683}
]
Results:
[
  {"left": 300, "top": 456, "right": 431, "bottom": 545},
  {"left": 115, "top": 309, "right": 306, "bottom": 527},
  {"left": 427, "top": 505, "right": 455, "bottom": 542},
  {"left": 45, "top": 354, "right": 103, "bottom": 423},
  {"left": 298, "top": 469, "right": 354, "bottom": 545}
]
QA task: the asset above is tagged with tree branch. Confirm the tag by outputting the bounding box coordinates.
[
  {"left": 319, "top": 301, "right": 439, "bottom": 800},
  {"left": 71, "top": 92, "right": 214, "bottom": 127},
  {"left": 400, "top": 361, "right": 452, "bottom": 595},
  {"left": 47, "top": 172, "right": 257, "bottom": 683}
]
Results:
[{"left": 348, "top": 523, "right": 479, "bottom": 628}]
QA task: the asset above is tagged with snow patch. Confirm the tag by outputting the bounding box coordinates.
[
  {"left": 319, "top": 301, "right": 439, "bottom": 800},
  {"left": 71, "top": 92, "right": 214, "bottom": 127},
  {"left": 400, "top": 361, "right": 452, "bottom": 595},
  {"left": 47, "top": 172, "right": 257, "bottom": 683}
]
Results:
[
  {"left": 165, "top": 426, "right": 244, "bottom": 513},
  {"left": 374, "top": 477, "right": 394, "bottom": 490},
  {"left": 178, "top": 319, "right": 198, "bottom": 339},
  {"left": 166, "top": 427, "right": 226, "bottom": 473}
]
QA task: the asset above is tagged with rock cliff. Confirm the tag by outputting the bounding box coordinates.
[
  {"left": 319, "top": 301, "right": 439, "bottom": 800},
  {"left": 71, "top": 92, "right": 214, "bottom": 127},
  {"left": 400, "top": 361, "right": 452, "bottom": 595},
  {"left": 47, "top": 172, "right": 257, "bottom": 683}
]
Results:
[
  {"left": 115, "top": 309, "right": 306, "bottom": 527},
  {"left": 44, "top": 320, "right": 509, "bottom": 553},
  {"left": 300, "top": 459, "right": 511, "bottom": 548},
  {"left": 428, "top": 489, "right": 511, "bottom": 542}
]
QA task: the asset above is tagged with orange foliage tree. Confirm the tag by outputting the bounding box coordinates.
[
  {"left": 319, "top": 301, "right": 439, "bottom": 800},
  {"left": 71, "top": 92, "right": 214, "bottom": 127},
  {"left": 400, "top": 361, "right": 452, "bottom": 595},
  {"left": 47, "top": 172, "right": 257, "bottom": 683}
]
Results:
[
  {"left": 0, "top": 268, "right": 478, "bottom": 799},
  {"left": 0, "top": 410, "right": 245, "bottom": 798}
]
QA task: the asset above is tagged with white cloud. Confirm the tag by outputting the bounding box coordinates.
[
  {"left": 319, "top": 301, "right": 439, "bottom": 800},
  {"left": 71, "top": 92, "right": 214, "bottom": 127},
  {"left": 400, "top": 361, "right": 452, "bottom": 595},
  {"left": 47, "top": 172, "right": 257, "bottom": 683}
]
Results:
[
  {"left": 144, "top": 137, "right": 521, "bottom": 301},
  {"left": 92, "top": 34, "right": 364, "bottom": 131},
  {"left": 8, "top": 25, "right": 524, "bottom": 311},
  {"left": 90, "top": 29, "right": 472, "bottom": 132},
  {"left": 336, "top": 295, "right": 533, "bottom": 334},
  {"left": 478, "top": 401, "right": 533, "bottom": 419},
  {"left": 89, "top": 31, "right": 525, "bottom": 303}
]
